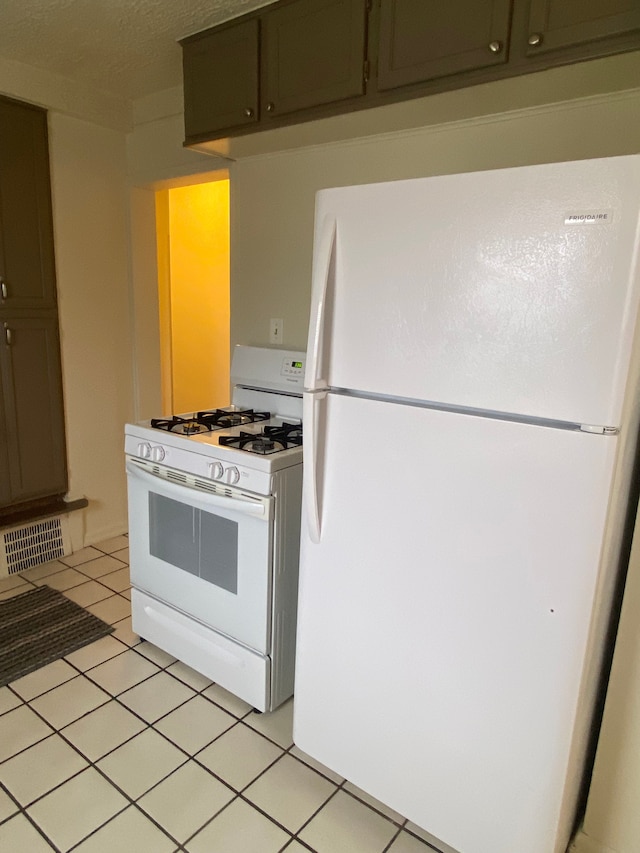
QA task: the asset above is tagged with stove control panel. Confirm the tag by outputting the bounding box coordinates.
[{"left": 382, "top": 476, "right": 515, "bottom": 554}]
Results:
[
  {"left": 281, "top": 356, "right": 304, "bottom": 379},
  {"left": 231, "top": 345, "right": 306, "bottom": 392},
  {"left": 125, "top": 428, "right": 288, "bottom": 497}
]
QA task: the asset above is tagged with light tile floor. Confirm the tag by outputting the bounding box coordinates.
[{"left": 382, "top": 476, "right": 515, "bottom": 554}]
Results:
[{"left": 0, "top": 538, "right": 439, "bottom": 853}]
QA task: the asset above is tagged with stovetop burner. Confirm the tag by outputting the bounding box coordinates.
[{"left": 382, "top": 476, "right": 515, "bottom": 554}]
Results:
[
  {"left": 201, "top": 409, "right": 270, "bottom": 429},
  {"left": 151, "top": 409, "right": 271, "bottom": 434},
  {"left": 149, "top": 416, "right": 209, "bottom": 435},
  {"left": 219, "top": 421, "right": 303, "bottom": 455}
]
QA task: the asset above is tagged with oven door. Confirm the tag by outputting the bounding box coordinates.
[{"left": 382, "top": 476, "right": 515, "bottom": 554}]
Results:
[{"left": 126, "top": 458, "right": 273, "bottom": 653}]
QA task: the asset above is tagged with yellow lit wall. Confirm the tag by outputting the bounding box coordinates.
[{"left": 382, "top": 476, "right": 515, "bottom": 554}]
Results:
[{"left": 166, "top": 180, "right": 230, "bottom": 414}]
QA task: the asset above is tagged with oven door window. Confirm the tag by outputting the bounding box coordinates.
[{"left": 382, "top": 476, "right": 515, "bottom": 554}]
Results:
[{"left": 149, "top": 493, "right": 238, "bottom": 594}]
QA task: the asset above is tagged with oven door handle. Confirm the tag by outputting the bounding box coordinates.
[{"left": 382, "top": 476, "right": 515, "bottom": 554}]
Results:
[{"left": 125, "top": 459, "right": 269, "bottom": 519}]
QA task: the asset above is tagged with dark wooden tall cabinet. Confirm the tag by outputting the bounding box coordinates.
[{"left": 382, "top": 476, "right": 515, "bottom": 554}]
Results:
[
  {"left": 0, "top": 402, "right": 9, "bottom": 506},
  {"left": 0, "top": 96, "right": 67, "bottom": 512}
]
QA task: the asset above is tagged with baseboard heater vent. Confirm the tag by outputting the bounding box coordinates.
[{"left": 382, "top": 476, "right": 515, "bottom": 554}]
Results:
[{"left": 0, "top": 516, "right": 71, "bottom": 577}]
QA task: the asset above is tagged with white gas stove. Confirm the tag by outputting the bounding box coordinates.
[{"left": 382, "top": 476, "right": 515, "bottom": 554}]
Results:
[{"left": 124, "top": 346, "right": 305, "bottom": 712}]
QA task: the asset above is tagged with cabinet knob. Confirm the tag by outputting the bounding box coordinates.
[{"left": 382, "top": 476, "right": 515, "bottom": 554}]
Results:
[
  {"left": 0, "top": 279, "right": 7, "bottom": 301},
  {"left": 488, "top": 40, "right": 502, "bottom": 54},
  {"left": 4, "top": 323, "right": 11, "bottom": 346},
  {"left": 528, "top": 32, "right": 543, "bottom": 46},
  {"left": 244, "top": 107, "right": 255, "bottom": 118},
  {"left": 266, "top": 102, "right": 275, "bottom": 113}
]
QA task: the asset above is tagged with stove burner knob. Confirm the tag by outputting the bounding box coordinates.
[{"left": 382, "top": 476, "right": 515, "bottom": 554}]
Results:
[
  {"left": 138, "top": 442, "right": 152, "bottom": 459},
  {"left": 151, "top": 445, "right": 165, "bottom": 463},
  {"left": 209, "top": 461, "right": 224, "bottom": 480},
  {"left": 226, "top": 466, "right": 240, "bottom": 485}
]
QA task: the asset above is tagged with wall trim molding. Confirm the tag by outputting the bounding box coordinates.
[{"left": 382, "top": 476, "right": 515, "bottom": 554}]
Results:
[{"left": 238, "top": 83, "right": 640, "bottom": 165}]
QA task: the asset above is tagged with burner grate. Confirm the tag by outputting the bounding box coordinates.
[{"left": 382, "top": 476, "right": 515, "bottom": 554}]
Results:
[
  {"left": 219, "top": 421, "right": 303, "bottom": 455},
  {"left": 150, "top": 416, "right": 208, "bottom": 435},
  {"left": 151, "top": 409, "right": 271, "bottom": 433},
  {"left": 197, "top": 409, "right": 271, "bottom": 429}
]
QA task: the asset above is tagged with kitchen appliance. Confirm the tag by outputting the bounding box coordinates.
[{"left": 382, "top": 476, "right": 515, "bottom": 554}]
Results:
[
  {"left": 293, "top": 156, "right": 640, "bottom": 853},
  {"left": 125, "top": 345, "right": 305, "bottom": 712}
]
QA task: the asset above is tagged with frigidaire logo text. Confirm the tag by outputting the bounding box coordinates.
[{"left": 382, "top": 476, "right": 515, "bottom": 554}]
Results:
[{"left": 565, "top": 210, "right": 613, "bottom": 225}]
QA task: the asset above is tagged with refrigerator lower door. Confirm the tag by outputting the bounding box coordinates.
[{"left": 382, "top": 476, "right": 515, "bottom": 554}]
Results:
[{"left": 294, "top": 393, "right": 619, "bottom": 853}]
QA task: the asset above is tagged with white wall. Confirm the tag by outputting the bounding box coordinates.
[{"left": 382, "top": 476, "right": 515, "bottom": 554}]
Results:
[
  {"left": 230, "top": 88, "right": 640, "bottom": 350},
  {"left": 48, "top": 113, "right": 134, "bottom": 545},
  {"left": 127, "top": 86, "right": 227, "bottom": 187}
]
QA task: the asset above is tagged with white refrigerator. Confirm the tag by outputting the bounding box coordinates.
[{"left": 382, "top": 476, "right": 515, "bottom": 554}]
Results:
[{"left": 293, "top": 156, "right": 640, "bottom": 853}]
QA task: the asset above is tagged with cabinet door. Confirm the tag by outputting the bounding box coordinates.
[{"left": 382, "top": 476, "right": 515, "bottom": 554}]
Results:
[
  {"left": 262, "top": 0, "right": 367, "bottom": 118},
  {"left": 0, "top": 397, "right": 10, "bottom": 506},
  {"left": 0, "top": 98, "right": 57, "bottom": 310},
  {"left": 377, "top": 0, "right": 512, "bottom": 91},
  {"left": 182, "top": 19, "right": 259, "bottom": 139},
  {"left": 0, "top": 316, "right": 67, "bottom": 505},
  {"left": 524, "top": 0, "right": 640, "bottom": 56}
]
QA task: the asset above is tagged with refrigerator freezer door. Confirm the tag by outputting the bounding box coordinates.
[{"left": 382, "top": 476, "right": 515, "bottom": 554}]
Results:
[
  {"left": 294, "top": 393, "right": 618, "bottom": 853},
  {"left": 309, "top": 155, "right": 640, "bottom": 426}
]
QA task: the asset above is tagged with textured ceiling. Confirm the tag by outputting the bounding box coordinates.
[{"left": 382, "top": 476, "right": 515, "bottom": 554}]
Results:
[{"left": 0, "top": 0, "right": 275, "bottom": 101}]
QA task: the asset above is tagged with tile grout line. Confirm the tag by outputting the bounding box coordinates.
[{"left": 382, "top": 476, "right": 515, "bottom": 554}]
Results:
[
  {"left": 13, "top": 700, "right": 186, "bottom": 850},
  {"left": 3, "top": 659, "right": 402, "bottom": 852},
  {"left": 0, "top": 547, "right": 193, "bottom": 850},
  {"left": 0, "top": 659, "right": 288, "bottom": 848},
  {"left": 2, "top": 543, "right": 432, "bottom": 853}
]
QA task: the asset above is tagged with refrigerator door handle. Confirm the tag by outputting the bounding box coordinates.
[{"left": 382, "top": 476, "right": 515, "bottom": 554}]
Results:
[
  {"left": 303, "top": 389, "right": 326, "bottom": 544},
  {"left": 306, "top": 214, "right": 336, "bottom": 391}
]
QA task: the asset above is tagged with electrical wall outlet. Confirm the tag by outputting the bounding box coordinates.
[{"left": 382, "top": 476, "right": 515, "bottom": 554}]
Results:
[{"left": 270, "top": 318, "right": 283, "bottom": 344}]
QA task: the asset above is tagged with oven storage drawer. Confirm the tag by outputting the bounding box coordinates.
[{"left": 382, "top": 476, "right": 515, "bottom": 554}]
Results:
[{"left": 132, "top": 589, "right": 271, "bottom": 711}]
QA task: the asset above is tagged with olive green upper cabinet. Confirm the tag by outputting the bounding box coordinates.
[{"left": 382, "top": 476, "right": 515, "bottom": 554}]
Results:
[
  {"left": 181, "top": 0, "right": 640, "bottom": 146},
  {"left": 517, "top": 0, "right": 640, "bottom": 60},
  {"left": 0, "top": 99, "right": 57, "bottom": 310},
  {"left": 376, "top": 0, "right": 512, "bottom": 91},
  {"left": 183, "top": 18, "right": 259, "bottom": 139},
  {"left": 261, "top": 0, "right": 368, "bottom": 118}
]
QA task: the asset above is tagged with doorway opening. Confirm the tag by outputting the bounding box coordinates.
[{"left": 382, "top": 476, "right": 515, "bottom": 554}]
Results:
[{"left": 155, "top": 174, "right": 230, "bottom": 415}]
